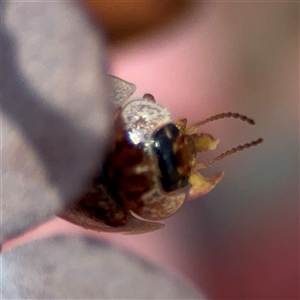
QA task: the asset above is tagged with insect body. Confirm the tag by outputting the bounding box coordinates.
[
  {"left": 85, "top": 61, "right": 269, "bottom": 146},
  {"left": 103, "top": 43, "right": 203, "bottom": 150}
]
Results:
[{"left": 62, "top": 76, "right": 263, "bottom": 234}]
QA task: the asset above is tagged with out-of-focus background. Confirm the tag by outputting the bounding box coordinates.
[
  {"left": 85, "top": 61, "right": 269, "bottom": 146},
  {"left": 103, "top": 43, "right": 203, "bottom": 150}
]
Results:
[
  {"left": 4, "top": 2, "right": 298, "bottom": 299},
  {"left": 105, "top": 3, "right": 299, "bottom": 299}
]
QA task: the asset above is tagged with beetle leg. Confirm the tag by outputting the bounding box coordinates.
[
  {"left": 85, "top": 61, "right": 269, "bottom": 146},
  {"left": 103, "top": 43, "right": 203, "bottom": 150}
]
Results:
[
  {"left": 143, "top": 93, "right": 156, "bottom": 102},
  {"left": 188, "top": 133, "right": 219, "bottom": 153},
  {"left": 176, "top": 118, "right": 187, "bottom": 131},
  {"left": 188, "top": 171, "right": 224, "bottom": 200}
]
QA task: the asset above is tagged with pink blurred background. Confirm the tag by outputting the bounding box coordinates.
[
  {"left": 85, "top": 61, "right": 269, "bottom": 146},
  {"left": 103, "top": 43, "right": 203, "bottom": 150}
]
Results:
[
  {"left": 107, "top": 4, "right": 299, "bottom": 298},
  {"left": 5, "top": 2, "right": 299, "bottom": 299}
]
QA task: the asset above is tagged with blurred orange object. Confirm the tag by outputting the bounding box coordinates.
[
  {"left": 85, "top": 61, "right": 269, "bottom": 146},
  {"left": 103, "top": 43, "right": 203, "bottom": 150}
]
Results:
[{"left": 81, "top": 0, "right": 190, "bottom": 42}]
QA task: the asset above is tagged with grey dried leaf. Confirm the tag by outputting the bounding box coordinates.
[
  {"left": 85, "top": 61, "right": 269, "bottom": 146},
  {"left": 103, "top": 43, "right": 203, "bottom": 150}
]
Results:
[
  {"left": 109, "top": 74, "right": 137, "bottom": 108},
  {"left": 2, "top": 235, "right": 205, "bottom": 299},
  {"left": 1, "top": 1, "right": 110, "bottom": 243}
]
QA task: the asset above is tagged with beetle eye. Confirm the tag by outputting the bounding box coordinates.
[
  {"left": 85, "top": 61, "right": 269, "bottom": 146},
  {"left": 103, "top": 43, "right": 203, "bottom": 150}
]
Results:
[
  {"left": 152, "top": 124, "right": 189, "bottom": 192},
  {"left": 164, "top": 123, "right": 180, "bottom": 139}
]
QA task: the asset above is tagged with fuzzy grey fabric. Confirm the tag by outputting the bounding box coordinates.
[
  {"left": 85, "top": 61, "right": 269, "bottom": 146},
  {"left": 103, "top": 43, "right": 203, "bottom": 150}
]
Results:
[
  {"left": 2, "top": 235, "right": 204, "bottom": 299},
  {"left": 1, "top": 1, "right": 112, "bottom": 243}
]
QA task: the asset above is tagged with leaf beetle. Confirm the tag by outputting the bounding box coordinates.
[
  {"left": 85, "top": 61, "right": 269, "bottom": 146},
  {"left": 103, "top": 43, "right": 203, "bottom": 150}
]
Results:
[{"left": 61, "top": 75, "right": 263, "bottom": 234}]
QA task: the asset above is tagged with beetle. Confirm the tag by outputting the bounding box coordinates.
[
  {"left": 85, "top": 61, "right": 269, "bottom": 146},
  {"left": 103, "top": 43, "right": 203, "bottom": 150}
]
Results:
[{"left": 61, "top": 75, "right": 263, "bottom": 234}]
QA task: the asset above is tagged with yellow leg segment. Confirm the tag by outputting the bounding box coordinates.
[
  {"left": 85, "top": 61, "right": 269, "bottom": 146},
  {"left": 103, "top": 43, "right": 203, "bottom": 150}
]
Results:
[{"left": 188, "top": 171, "right": 224, "bottom": 200}]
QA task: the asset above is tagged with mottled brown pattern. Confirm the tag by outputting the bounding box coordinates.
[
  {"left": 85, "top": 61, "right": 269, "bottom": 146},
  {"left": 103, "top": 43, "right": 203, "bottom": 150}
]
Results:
[
  {"left": 61, "top": 114, "right": 159, "bottom": 231},
  {"left": 61, "top": 174, "right": 164, "bottom": 233},
  {"left": 63, "top": 176, "right": 129, "bottom": 228},
  {"left": 173, "top": 135, "right": 194, "bottom": 177},
  {"left": 105, "top": 126, "right": 154, "bottom": 214},
  {"left": 136, "top": 185, "right": 187, "bottom": 221},
  {"left": 61, "top": 116, "right": 132, "bottom": 230},
  {"left": 109, "top": 123, "right": 191, "bottom": 221}
]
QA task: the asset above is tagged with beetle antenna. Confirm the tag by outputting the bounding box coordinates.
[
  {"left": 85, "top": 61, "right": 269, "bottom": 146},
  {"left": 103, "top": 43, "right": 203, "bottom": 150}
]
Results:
[
  {"left": 194, "top": 112, "right": 255, "bottom": 127},
  {"left": 197, "top": 138, "right": 263, "bottom": 169}
]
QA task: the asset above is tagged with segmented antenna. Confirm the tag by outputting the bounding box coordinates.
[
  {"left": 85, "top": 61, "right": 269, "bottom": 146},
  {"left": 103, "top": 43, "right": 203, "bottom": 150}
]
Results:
[
  {"left": 197, "top": 138, "right": 263, "bottom": 169},
  {"left": 194, "top": 112, "right": 255, "bottom": 127}
]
